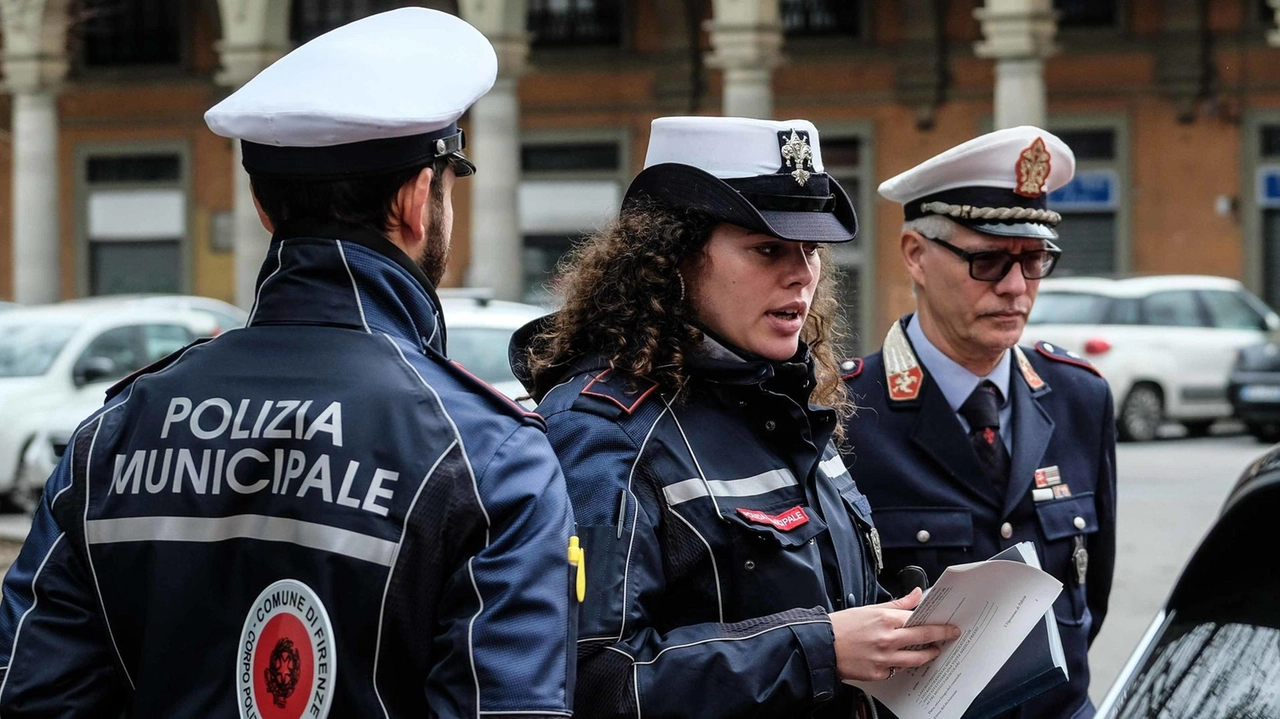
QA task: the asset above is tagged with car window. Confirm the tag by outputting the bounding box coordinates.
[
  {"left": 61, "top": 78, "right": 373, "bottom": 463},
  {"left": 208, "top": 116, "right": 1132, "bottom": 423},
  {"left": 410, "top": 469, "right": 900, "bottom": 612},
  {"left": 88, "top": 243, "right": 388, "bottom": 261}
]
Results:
[
  {"left": 449, "top": 327, "right": 520, "bottom": 385},
  {"left": 0, "top": 324, "right": 80, "bottom": 377},
  {"left": 78, "top": 326, "right": 146, "bottom": 380},
  {"left": 1141, "top": 291, "right": 1205, "bottom": 328},
  {"left": 194, "top": 309, "right": 246, "bottom": 334},
  {"left": 1110, "top": 297, "right": 1142, "bottom": 325},
  {"left": 144, "top": 324, "right": 194, "bottom": 361},
  {"left": 1027, "top": 293, "right": 1112, "bottom": 325},
  {"left": 1114, "top": 621, "right": 1280, "bottom": 718},
  {"left": 1200, "top": 290, "right": 1267, "bottom": 331}
]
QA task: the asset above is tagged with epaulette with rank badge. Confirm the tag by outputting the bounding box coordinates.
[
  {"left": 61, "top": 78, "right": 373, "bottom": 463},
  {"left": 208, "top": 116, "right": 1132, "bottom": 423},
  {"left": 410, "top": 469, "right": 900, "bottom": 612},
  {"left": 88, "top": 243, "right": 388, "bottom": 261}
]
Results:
[
  {"left": 1033, "top": 340, "right": 1102, "bottom": 377},
  {"left": 573, "top": 369, "right": 660, "bottom": 420}
]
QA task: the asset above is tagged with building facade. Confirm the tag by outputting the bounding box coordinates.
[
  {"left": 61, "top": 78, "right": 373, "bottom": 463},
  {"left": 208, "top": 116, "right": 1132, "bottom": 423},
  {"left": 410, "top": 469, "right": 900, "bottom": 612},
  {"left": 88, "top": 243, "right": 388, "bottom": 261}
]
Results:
[{"left": 3, "top": 0, "right": 1280, "bottom": 354}]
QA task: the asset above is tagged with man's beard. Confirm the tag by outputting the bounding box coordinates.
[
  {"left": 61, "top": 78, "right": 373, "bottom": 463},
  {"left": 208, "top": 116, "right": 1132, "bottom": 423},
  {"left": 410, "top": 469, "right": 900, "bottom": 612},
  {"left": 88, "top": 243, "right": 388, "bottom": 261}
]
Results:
[{"left": 416, "top": 188, "right": 449, "bottom": 287}]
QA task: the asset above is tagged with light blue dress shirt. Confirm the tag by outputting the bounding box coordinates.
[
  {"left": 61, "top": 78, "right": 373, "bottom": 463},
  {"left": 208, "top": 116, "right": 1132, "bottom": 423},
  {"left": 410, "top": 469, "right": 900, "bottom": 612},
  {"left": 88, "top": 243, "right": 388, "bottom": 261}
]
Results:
[{"left": 906, "top": 314, "right": 1013, "bottom": 452}]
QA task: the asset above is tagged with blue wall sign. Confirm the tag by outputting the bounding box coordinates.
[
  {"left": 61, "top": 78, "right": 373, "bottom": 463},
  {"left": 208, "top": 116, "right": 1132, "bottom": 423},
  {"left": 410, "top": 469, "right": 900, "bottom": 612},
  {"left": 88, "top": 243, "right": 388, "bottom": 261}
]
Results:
[
  {"left": 1257, "top": 165, "right": 1280, "bottom": 209},
  {"left": 1048, "top": 170, "right": 1118, "bottom": 211}
]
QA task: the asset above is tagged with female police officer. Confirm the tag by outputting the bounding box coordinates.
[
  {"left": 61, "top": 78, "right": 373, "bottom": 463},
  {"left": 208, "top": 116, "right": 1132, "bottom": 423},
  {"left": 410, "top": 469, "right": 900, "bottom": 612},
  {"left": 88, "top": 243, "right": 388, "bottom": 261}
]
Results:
[{"left": 514, "top": 117, "right": 959, "bottom": 719}]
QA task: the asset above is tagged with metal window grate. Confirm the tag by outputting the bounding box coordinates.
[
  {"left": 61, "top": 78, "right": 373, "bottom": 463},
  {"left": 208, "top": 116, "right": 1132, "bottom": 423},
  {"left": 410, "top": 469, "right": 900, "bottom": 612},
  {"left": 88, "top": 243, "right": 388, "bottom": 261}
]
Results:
[
  {"left": 80, "top": 0, "right": 182, "bottom": 67},
  {"left": 527, "top": 0, "right": 622, "bottom": 47},
  {"left": 781, "top": 0, "right": 860, "bottom": 36}
]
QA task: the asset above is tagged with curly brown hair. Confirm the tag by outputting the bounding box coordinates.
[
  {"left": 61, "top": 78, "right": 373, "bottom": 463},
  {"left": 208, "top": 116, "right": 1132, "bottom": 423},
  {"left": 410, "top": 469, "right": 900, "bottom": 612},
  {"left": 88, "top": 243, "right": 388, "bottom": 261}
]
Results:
[{"left": 525, "top": 203, "right": 853, "bottom": 436}]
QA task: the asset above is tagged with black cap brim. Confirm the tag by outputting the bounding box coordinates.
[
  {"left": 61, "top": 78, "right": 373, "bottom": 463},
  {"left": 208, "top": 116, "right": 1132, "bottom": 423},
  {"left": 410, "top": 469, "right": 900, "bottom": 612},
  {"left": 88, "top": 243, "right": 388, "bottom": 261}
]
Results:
[
  {"left": 966, "top": 220, "right": 1059, "bottom": 240},
  {"left": 623, "top": 163, "right": 858, "bottom": 243}
]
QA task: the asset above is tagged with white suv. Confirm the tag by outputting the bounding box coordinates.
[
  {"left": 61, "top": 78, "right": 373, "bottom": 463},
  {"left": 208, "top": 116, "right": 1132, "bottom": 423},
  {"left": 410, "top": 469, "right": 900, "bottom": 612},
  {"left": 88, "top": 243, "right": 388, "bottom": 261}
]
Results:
[{"left": 1021, "top": 275, "right": 1279, "bottom": 441}]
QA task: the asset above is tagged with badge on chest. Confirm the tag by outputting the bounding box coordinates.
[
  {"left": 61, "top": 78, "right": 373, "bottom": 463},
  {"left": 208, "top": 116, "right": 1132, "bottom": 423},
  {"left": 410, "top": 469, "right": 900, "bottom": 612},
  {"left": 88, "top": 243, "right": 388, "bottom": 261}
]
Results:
[{"left": 736, "top": 506, "right": 810, "bottom": 532}]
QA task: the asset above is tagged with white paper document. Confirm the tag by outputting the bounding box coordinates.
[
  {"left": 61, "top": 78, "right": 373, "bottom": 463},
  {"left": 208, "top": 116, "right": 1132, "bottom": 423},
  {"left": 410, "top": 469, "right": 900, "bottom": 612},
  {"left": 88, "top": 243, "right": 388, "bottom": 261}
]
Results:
[{"left": 848, "top": 548, "right": 1062, "bottom": 719}]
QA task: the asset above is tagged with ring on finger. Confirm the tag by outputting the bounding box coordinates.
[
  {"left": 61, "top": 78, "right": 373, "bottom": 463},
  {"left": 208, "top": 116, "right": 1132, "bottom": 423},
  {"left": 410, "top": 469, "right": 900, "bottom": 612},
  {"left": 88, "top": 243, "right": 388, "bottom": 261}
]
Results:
[{"left": 887, "top": 667, "right": 897, "bottom": 680}]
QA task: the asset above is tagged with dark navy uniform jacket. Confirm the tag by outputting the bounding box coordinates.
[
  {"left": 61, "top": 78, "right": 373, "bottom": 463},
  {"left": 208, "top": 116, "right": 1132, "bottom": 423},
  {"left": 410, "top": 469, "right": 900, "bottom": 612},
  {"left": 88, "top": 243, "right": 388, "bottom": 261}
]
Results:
[
  {"left": 520, "top": 337, "right": 888, "bottom": 719},
  {"left": 842, "top": 317, "right": 1117, "bottom": 719},
  {"left": 0, "top": 221, "right": 576, "bottom": 719}
]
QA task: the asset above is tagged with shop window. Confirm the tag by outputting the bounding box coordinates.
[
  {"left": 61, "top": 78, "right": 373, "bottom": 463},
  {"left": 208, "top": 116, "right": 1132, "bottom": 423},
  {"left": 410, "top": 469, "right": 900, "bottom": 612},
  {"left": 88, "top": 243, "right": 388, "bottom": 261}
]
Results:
[
  {"left": 1048, "top": 127, "right": 1120, "bottom": 275},
  {"left": 519, "top": 138, "right": 625, "bottom": 304},
  {"left": 822, "top": 136, "right": 867, "bottom": 356},
  {"left": 84, "top": 153, "right": 185, "bottom": 295}
]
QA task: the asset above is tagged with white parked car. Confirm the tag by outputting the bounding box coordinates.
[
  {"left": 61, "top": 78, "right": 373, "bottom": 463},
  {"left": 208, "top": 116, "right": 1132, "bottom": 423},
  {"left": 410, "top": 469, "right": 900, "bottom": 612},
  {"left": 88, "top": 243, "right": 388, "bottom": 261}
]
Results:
[
  {"left": 17, "top": 292, "right": 546, "bottom": 509},
  {"left": 438, "top": 292, "right": 549, "bottom": 401},
  {"left": 1021, "top": 275, "right": 1279, "bottom": 442},
  {"left": 2, "top": 299, "right": 245, "bottom": 508}
]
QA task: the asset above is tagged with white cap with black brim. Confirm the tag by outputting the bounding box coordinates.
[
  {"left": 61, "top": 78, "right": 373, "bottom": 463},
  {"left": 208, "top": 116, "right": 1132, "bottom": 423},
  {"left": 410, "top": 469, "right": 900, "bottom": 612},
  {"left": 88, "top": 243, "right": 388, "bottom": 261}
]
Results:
[
  {"left": 623, "top": 117, "right": 859, "bottom": 243},
  {"left": 878, "top": 126, "right": 1076, "bottom": 241},
  {"left": 204, "top": 7, "right": 495, "bottom": 179}
]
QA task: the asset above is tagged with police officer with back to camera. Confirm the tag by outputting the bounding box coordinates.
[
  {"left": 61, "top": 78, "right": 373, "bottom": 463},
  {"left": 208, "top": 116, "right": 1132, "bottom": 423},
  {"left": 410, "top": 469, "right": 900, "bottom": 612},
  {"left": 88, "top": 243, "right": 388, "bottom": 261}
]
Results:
[
  {"left": 840, "top": 127, "right": 1117, "bottom": 719},
  {"left": 0, "top": 9, "right": 576, "bottom": 718},
  {"left": 515, "top": 116, "right": 960, "bottom": 719}
]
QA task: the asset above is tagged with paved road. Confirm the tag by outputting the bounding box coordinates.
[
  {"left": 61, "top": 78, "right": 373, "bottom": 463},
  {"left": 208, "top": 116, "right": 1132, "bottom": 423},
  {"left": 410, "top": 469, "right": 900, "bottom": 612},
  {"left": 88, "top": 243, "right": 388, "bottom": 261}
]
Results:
[
  {"left": 0, "top": 433, "right": 1267, "bottom": 705},
  {"left": 1087, "top": 432, "right": 1271, "bottom": 702}
]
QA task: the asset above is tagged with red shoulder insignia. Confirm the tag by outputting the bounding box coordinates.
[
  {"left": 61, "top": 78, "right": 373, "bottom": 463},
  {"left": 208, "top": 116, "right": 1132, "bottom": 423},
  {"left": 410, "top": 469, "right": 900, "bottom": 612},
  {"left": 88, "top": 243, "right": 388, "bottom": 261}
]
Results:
[
  {"left": 840, "top": 358, "right": 863, "bottom": 380},
  {"left": 1034, "top": 341, "right": 1102, "bottom": 377},
  {"left": 581, "top": 368, "right": 660, "bottom": 415},
  {"left": 449, "top": 360, "right": 545, "bottom": 425}
]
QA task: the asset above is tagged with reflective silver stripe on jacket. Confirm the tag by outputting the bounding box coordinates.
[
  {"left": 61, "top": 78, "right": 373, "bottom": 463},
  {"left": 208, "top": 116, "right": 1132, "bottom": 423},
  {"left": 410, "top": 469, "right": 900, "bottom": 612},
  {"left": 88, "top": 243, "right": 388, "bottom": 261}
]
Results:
[
  {"left": 85, "top": 514, "right": 397, "bottom": 567},
  {"left": 663, "top": 468, "right": 798, "bottom": 507}
]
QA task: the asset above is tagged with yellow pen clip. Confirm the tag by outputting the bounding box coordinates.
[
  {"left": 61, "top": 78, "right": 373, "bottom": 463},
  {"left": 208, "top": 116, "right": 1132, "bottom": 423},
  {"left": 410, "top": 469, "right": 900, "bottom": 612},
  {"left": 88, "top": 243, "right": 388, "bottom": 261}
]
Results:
[{"left": 568, "top": 536, "right": 586, "bottom": 603}]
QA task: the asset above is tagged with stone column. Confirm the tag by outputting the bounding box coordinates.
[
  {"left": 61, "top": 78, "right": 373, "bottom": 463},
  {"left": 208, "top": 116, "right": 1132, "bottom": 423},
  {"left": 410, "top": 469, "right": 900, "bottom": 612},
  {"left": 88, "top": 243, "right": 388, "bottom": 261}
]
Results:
[
  {"left": 459, "top": 0, "right": 529, "bottom": 301},
  {"left": 974, "top": 0, "right": 1058, "bottom": 130},
  {"left": 214, "top": 0, "right": 290, "bottom": 309},
  {"left": 1, "top": 0, "right": 68, "bottom": 304},
  {"left": 706, "top": 0, "right": 783, "bottom": 119}
]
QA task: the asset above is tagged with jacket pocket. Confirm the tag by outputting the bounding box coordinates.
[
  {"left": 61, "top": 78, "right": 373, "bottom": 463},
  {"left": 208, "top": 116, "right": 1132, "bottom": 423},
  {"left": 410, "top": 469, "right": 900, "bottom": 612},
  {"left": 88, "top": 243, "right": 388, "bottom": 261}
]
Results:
[
  {"left": 869, "top": 507, "right": 974, "bottom": 591},
  {"left": 721, "top": 501, "right": 830, "bottom": 617},
  {"left": 1033, "top": 492, "right": 1098, "bottom": 626}
]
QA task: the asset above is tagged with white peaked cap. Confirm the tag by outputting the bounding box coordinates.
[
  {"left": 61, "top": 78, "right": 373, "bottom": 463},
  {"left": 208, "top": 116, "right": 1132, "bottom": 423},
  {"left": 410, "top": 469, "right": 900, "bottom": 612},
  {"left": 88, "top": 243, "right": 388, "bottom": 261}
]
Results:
[
  {"left": 878, "top": 126, "right": 1075, "bottom": 202},
  {"left": 643, "top": 116, "right": 827, "bottom": 178},
  {"left": 206, "top": 8, "right": 495, "bottom": 147},
  {"left": 878, "top": 126, "right": 1077, "bottom": 240}
]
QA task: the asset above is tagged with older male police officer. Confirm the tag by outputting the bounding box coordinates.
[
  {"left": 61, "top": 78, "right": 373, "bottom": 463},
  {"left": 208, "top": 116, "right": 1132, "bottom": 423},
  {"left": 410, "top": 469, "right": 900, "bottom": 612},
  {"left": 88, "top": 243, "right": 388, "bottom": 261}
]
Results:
[
  {"left": 0, "top": 9, "right": 576, "bottom": 718},
  {"left": 841, "top": 127, "right": 1116, "bottom": 719}
]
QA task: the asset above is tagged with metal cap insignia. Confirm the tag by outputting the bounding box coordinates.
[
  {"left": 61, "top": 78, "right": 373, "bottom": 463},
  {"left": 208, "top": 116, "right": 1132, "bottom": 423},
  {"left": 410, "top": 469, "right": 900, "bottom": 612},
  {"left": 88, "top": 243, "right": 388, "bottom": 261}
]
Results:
[{"left": 779, "top": 129, "right": 814, "bottom": 186}]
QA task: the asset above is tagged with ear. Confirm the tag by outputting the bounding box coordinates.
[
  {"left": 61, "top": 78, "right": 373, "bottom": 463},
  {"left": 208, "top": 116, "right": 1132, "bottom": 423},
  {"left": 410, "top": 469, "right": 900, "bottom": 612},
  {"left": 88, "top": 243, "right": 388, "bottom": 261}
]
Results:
[
  {"left": 901, "top": 231, "right": 928, "bottom": 288},
  {"left": 250, "top": 187, "right": 274, "bottom": 234},
  {"left": 392, "top": 166, "right": 435, "bottom": 246}
]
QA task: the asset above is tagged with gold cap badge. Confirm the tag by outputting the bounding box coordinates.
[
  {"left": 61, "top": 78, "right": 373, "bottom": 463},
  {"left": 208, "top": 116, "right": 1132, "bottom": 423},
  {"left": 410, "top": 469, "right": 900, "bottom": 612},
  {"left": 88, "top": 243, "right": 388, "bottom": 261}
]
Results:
[{"left": 1015, "top": 137, "right": 1052, "bottom": 198}]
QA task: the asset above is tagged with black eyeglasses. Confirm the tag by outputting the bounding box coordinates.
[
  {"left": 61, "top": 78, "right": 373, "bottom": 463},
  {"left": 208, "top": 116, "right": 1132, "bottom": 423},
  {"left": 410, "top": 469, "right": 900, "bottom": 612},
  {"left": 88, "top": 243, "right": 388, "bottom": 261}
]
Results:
[
  {"left": 446, "top": 152, "right": 476, "bottom": 178},
  {"left": 924, "top": 236, "right": 1062, "bottom": 282}
]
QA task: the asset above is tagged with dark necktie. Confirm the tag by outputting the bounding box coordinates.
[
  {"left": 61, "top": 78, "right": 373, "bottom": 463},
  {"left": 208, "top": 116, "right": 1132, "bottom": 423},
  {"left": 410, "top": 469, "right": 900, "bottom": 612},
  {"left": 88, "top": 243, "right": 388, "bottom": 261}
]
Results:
[{"left": 959, "top": 381, "right": 1010, "bottom": 492}]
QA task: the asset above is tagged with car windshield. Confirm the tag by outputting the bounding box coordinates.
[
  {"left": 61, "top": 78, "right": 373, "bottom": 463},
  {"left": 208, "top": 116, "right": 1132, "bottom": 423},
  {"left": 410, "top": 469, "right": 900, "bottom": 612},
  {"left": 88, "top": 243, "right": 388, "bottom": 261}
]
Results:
[
  {"left": 1028, "top": 292, "right": 1112, "bottom": 325},
  {"left": 0, "top": 323, "right": 80, "bottom": 377},
  {"left": 449, "top": 327, "right": 520, "bottom": 385},
  {"left": 1114, "top": 620, "right": 1280, "bottom": 718}
]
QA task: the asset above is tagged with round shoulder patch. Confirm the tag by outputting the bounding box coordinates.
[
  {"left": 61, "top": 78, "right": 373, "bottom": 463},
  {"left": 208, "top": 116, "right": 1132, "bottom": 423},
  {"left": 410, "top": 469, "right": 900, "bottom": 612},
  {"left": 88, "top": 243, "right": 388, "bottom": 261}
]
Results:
[{"left": 238, "top": 579, "right": 336, "bottom": 719}]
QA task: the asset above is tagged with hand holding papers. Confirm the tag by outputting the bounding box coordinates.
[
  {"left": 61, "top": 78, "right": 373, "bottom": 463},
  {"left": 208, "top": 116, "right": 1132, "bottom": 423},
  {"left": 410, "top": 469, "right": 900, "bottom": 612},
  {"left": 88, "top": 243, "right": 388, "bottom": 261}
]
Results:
[{"left": 848, "top": 543, "right": 1063, "bottom": 719}]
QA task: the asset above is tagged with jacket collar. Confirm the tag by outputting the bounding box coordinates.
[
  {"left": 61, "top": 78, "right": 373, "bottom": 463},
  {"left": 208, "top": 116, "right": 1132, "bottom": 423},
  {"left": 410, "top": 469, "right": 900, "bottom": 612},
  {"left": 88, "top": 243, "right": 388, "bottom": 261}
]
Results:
[
  {"left": 248, "top": 219, "right": 446, "bottom": 354},
  {"left": 885, "top": 314, "right": 1050, "bottom": 407}
]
